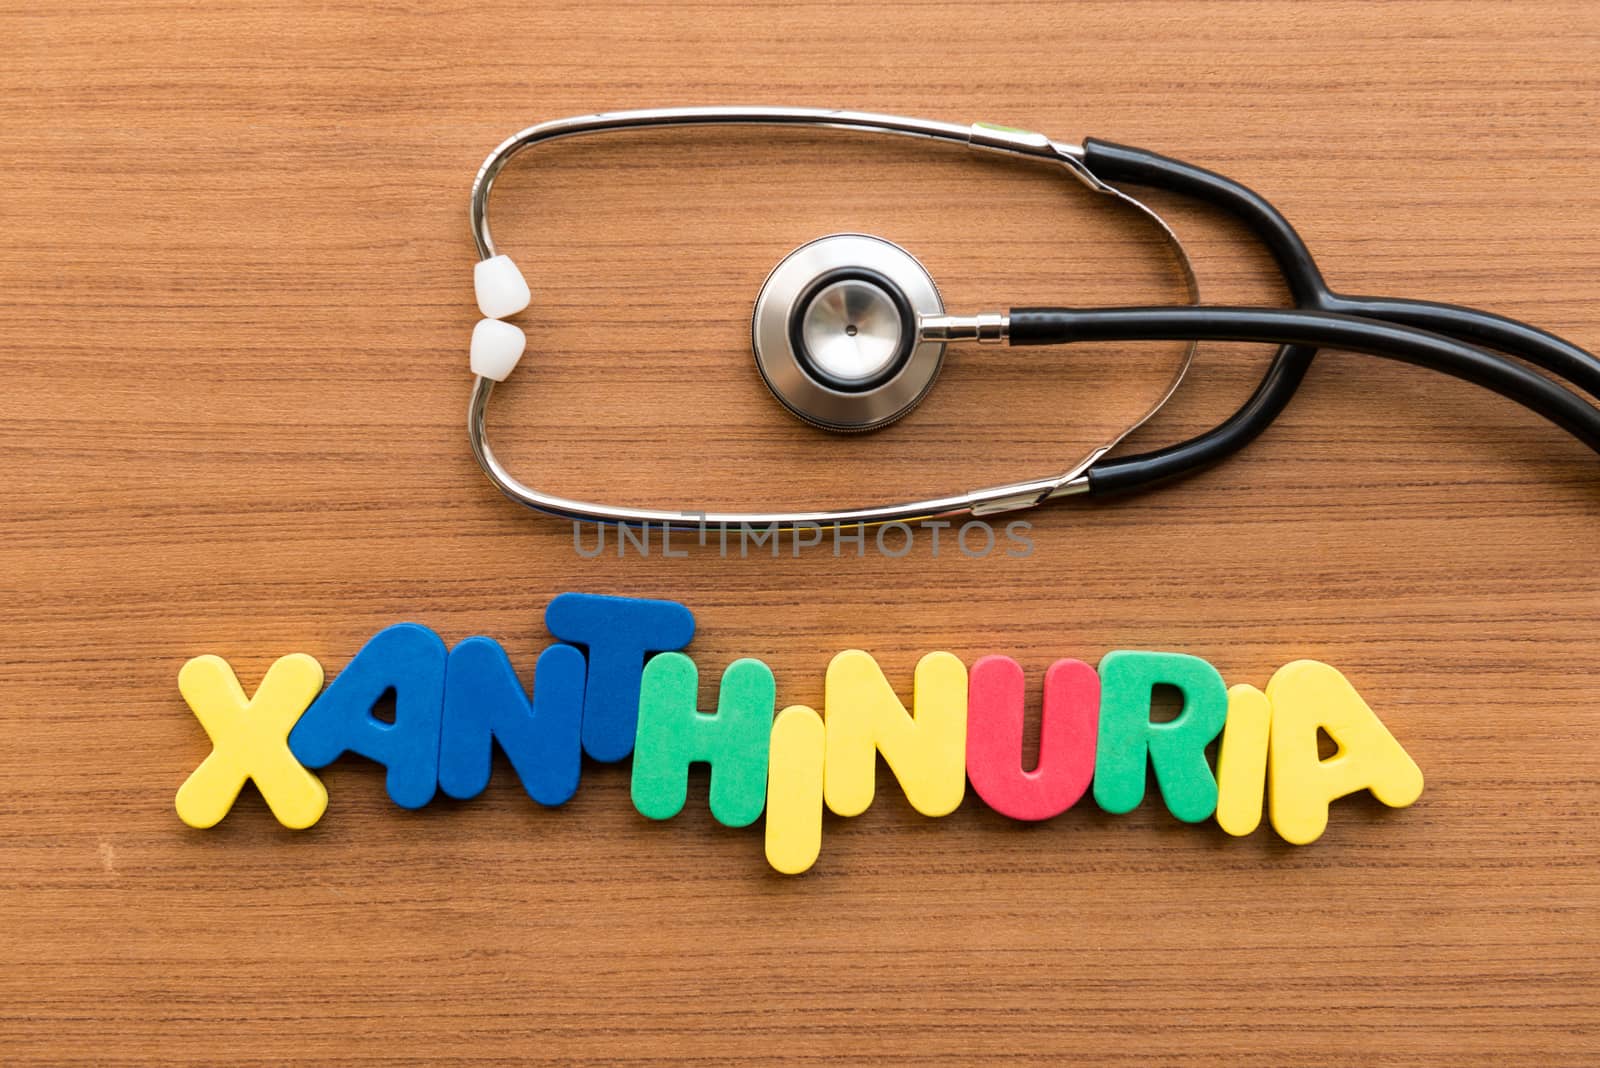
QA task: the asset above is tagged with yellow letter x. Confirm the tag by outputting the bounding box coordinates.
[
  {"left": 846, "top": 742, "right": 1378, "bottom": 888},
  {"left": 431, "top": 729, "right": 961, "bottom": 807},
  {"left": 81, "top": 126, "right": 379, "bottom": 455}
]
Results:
[{"left": 175, "top": 653, "right": 328, "bottom": 830}]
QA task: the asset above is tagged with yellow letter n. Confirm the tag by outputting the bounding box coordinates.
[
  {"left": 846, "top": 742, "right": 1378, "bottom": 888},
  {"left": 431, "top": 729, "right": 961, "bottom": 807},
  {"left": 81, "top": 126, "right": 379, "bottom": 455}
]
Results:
[{"left": 823, "top": 649, "right": 968, "bottom": 819}]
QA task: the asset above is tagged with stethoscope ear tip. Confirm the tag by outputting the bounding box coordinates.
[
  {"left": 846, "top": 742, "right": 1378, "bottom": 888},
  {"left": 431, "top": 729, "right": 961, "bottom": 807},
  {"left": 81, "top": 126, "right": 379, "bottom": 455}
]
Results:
[
  {"left": 472, "top": 254, "right": 532, "bottom": 381},
  {"left": 470, "top": 318, "right": 526, "bottom": 381},
  {"left": 474, "top": 254, "right": 531, "bottom": 319}
]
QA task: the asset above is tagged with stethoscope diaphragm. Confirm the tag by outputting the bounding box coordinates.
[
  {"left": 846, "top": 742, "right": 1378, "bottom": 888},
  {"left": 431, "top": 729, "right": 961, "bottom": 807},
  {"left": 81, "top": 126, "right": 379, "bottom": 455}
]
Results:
[{"left": 752, "top": 233, "right": 947, "bottom": 433}]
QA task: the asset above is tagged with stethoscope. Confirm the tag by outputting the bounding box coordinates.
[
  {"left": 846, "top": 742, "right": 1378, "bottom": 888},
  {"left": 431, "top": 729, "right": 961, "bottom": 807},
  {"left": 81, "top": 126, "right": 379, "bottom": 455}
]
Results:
[{"left": 466, "top": 107, "right": 1600, "bottom": 529}]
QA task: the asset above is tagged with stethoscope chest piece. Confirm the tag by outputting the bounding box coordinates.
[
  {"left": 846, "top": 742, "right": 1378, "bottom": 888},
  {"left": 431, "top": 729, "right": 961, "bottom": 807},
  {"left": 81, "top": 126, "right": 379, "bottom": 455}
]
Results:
[{"left": 752, "top": 233, "right": 946, "bottom": 432}]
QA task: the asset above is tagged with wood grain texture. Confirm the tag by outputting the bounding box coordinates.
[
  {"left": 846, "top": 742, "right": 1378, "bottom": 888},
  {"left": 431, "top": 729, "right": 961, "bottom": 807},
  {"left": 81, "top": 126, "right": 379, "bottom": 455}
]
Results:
[{"left": 3, "top": 1, "right": 1598, "bottom": 1064}]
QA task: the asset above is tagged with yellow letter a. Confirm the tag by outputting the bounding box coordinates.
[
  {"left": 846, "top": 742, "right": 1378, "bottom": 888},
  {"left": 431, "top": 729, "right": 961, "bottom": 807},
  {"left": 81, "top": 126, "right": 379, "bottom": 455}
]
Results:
[{"left": 1267, "top": 660, "right": 1423, "bottom": 845}]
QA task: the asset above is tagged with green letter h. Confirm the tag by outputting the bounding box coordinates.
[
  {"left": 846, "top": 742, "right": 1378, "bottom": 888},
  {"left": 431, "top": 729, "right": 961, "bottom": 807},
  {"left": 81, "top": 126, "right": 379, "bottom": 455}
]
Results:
[{"left": 631, "top": 653, "right": 774, "bottom": 827}]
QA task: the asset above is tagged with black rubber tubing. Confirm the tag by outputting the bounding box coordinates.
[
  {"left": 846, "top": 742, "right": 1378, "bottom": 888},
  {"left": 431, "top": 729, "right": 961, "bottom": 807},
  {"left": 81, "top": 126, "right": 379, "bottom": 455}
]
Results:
[
  {"left": 1076, "top": 139, "right": 1600, "bottom": 493},
  {"left": 1010, "top": 306, "right": 1600, "bottom": 456},
  {"left": 1321, "top": 293, "right": 1600, "bottom": 399}
]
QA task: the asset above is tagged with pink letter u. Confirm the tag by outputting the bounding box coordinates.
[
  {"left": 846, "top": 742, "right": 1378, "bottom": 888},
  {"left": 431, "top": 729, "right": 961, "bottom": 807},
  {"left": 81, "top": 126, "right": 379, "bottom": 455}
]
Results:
[{"left": 967, "top": 656, "right": 1099, "bottom": 821}]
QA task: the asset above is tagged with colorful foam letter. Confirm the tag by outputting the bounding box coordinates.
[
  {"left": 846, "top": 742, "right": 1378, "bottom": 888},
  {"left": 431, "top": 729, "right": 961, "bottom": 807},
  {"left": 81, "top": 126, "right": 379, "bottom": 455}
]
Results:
[
  {"left": 966, "top": 656, "right": 1099, "bottom": 821},
  {"left": 632, "top": 653, "right": 774, "bottom": 827},
  {"left": 438, "top": 638, "right": 585, "bottom": 806},
  {"left": 1215, "top": 683, "right": 1271, "bottom": 837},
  {"left": 823, "top": 650, "right": 967, "bottom": 818},
  {"left": 175, "top": 653, "right": 327, "bottom": 829},
  {"left": 1093, "top": 651, "right": 1228, "bottom": 822},
  {"left": 765, "top": 704, "right": 826, "bottom": 875},
  {"left": 544, "top": 592, "right": 696, "bottom": 763},
  {"left": 288, "top": 622, "right": 446, "bottom": 809},
  {"left": 1266, "top": 660, "right": 1424, "bottom": 844}
]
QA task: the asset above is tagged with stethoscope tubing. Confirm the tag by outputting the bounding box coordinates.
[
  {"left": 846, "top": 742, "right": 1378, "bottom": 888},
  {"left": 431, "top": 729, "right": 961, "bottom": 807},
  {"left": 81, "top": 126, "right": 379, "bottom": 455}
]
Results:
[
  {"left": 1011, "top": 305, "right": 1600, "bottom": 456},
  {"left": 1078, "top": 139, "right": 1600, "bottom": 492}
]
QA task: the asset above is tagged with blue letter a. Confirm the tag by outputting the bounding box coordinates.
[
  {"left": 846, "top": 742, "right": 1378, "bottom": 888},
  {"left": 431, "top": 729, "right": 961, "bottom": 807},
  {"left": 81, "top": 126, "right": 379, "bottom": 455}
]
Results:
[{"left": 288, "top": 623, "right": 446, "bottom": 809}]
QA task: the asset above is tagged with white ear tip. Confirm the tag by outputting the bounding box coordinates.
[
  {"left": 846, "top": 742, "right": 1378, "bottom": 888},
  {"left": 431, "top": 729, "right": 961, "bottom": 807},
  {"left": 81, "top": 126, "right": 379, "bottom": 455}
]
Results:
[
  {"left": 470, "top": 318, "right": 526, "bottom": 381},
  {"left": 474, "top": 255, "right": 531, "bottom": 319}
]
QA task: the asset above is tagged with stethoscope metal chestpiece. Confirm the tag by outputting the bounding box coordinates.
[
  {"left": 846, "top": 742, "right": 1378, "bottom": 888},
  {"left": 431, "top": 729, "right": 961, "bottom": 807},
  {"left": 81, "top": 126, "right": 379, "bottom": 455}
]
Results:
[
  {"left": 752, "top": 233, "right": 947, "bottom": 432},
  {"left": 464, "top": 107, "right": 1600, "bottom": 531}
]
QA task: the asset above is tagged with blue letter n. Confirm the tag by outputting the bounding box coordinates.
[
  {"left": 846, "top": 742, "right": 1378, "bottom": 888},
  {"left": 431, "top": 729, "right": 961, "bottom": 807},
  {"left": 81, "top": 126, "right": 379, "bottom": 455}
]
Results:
[{"left": 438, "top": 638, "right": 585, "bottom": 806}]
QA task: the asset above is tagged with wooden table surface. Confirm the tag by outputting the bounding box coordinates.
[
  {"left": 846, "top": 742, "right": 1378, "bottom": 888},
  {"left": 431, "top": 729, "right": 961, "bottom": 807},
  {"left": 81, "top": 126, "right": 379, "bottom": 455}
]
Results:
[{"left": 4, "top": 2, "right": 1598, "bottom": 1064}]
